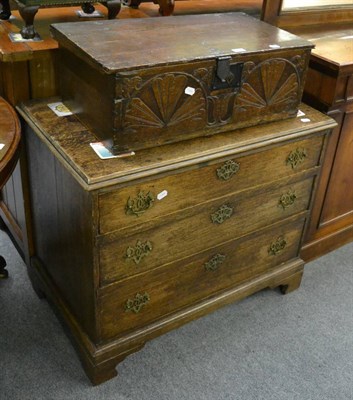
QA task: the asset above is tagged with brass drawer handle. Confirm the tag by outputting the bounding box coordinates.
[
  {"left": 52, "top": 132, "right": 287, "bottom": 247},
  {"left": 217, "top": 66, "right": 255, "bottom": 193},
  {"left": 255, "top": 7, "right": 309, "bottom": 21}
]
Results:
[
  {"left": 125, "top": 292, "right": 150, "bottom": 313},
  {"left": 278, "top": 190, "right": 297, "bottom": 209},
  {"left": 268, "top": 236, "right": 287, "bottom": 256},
  {"left": 204, "top": 254, "right": 226, "bottom": 271},
  {"left": 125, "top": 190, "right": 155, "bottom": 216},
  {"left": 216, "top": 160, "right": 240, "bottom": 181},
  {"left": 211, "top": 204, "right": 234, "bottom": 224},
  {"left": 126, "top": 240, "right": 153, "bottom": 265},
  {"left": 286, "top": 148, "right": 307, "bottom": 169}
]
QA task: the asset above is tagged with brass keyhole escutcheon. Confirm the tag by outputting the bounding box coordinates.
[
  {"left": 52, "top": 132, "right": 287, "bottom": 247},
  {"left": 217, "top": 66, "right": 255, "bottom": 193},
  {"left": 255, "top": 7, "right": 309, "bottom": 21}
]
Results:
[
  {"left": 286, "top": 148, "right": 307, "bottom": 169},
  {"left": 211, "top": 204, "right": 234, "bottom": 224},
  {"left": 125, "top": 292, "right": 150, "bottom": 313},
  {"left": 125, "top": 190, "right": 155, "bottom": 216},
  {"left": 216, "top": 160, "right": 240, "bottom": 181},
  {"left": 204, "top": 254, "right": 226, "bottom": 271},
  {"left": 126, "top": 240, "right": 153, "bottom": 265},
  {"left": 268, "top": 236, "right": 287, "bottom": 256},
  {"left": 278, "top": 190, "right": 297, "bottom": 210}
]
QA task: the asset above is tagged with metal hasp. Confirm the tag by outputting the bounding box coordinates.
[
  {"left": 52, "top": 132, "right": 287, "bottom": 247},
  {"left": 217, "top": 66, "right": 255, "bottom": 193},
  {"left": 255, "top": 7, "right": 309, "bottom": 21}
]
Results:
[{"left": 212, "top": 56, "right": 244, "bottom": 91}]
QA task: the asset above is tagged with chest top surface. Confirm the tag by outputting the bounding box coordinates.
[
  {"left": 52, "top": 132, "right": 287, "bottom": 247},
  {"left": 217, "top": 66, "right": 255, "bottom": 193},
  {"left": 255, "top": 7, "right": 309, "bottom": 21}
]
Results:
[
  {"left": 50, "top": 12, "right": 313, "bottom": 73},
  {"left": 18, "top": 99, "right": 336, "bottom": 191}
]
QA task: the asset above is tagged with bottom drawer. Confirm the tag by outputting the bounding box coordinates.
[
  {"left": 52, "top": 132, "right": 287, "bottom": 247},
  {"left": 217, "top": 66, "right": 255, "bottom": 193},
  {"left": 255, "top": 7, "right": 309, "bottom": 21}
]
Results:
[{"left": 98, "top": 216, "right": 305, "bottom": 341}]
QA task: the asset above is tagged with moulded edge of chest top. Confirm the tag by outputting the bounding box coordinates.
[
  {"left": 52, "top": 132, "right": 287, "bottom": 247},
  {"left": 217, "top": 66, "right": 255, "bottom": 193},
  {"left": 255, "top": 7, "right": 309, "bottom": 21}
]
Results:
[{"left": 16, "top": 101, "right": 337, "bottom": 193}]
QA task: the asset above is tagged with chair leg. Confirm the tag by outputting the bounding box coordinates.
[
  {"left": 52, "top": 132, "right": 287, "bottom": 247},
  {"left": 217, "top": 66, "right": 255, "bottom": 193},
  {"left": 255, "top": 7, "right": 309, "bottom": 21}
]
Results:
[
  {"left": 81, "top": 3, "right": 95, "bottom": 14},
  {"left": 102, "top": 0, "right": 121, "bottom": 19},
  {"left": 157, "top": 0, "right": 174, "bottom": 16},
  {"left": 0, "top": 0, "right": 11, "bottom": 20},
  {"left": 0, "top": 256, "right": 8, "bottom": 279},
  {"left": 18, "top": 4, "right": 40, "bottom": 39}
]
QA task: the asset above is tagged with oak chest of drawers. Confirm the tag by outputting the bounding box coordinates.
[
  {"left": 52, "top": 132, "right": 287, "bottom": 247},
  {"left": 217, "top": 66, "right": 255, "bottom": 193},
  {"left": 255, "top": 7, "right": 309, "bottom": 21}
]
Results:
[{"left": 18, "top": 100, "right": 335, "bottom": 385}]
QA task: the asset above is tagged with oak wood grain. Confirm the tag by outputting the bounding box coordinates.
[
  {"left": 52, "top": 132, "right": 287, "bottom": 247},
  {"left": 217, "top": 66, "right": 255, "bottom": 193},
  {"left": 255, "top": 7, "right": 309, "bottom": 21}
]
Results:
[{"left": 20, "top": 98, "right": 334, "bottom": 384}]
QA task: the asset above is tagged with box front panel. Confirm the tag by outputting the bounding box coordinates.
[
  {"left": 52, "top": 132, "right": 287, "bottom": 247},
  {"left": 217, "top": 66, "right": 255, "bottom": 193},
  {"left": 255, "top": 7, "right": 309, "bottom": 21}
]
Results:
[{"left": 113, "top": 49, "right": 311, "bottom": 151}]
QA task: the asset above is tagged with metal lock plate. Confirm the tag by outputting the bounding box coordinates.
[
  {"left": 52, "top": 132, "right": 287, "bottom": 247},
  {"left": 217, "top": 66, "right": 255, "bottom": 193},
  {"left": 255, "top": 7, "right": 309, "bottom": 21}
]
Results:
[{"left": 212, "top": 56, "right": 244, "bottom": 91}]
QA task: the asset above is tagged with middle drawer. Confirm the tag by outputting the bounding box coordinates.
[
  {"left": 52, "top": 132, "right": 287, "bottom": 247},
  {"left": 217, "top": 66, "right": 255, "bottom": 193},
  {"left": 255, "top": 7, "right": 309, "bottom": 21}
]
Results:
[{"left": 98, "top": 175, "right": 314, "bottom": 286}]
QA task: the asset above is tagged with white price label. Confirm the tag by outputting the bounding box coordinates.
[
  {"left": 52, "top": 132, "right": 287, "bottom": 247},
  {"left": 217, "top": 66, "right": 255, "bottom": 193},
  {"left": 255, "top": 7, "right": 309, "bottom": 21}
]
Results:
[
  {"left": 231, "top": 48, "right": 246, "bottom": 53},
  {"left": 157, "top": 190, "right": 168, "bottom": 200},
  {"left": 185, "top": 87, "right": 196, "bottom": 96}
]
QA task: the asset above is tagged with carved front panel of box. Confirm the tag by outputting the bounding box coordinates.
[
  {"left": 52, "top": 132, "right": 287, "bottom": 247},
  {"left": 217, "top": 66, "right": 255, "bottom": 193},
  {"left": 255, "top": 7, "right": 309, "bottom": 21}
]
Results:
[{"left": 113, "top": 50, "right": 310, "bottom": 152}]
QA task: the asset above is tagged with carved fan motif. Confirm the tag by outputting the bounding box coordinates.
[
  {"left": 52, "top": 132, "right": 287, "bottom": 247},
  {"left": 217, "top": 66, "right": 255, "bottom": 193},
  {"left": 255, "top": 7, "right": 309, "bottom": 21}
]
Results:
[
  {"left": 236, "top": 59, "right": 299, "bottom": 110},
  {"left": 124, "top": 74, "right": 206, "bottom": 131}
]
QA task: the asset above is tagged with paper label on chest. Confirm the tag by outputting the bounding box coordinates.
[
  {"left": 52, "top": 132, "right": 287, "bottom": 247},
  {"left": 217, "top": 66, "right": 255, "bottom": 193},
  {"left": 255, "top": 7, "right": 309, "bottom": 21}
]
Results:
[{"left": 51, "top": 13, "right": 314, "bottom": 154}]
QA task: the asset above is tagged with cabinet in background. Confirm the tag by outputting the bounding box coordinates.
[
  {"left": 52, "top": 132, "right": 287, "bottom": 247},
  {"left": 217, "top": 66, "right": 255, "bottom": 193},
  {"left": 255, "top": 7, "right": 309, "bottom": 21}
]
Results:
[{"left": 262, "top": 0, "right": 353, "bottom": 260}]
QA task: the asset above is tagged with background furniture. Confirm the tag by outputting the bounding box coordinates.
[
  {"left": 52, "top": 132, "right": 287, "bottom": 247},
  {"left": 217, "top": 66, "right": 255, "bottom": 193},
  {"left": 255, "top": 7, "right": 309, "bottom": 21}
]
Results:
[
  {"left": 123, "top": 0, "right": 174, "bottom": 16},
  {"left": 0, "top": 0, "right": 121, "bottom": 39},
  {"left": 261, "top": 0, "right": 353, "bottom": 26},
  {"left": 0, "top": 96, "right": 21, "bottom": 278},
  {"left": 262, "top": 0, "right": 353, "bottom": 260},
  {"left": 0, "top": 9, "right": 61, "bottom": 265}
]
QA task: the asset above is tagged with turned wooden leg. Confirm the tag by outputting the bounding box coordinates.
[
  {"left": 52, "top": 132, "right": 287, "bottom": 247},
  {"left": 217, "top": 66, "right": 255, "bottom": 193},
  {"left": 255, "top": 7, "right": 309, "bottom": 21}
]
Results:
[
  {"left": 122, "top": 0, "right": 142, "bottom": 8},
  {"left": 0, "top": 0, "right": 11, "bottom": 20},
  {"left": 18, "top": 4, "right": 40, "bottom": 39},
  {"left": 0, "top": 256, "right": 8, "bottom": 279},
  {"left": 81, "top": 3, "right": 95, "bottom": 14},
  {"left": 279, "top": 270, "right": 303, "bottom": 295},
  {"left": 102, "top": 0, "right": 121, "bottom": 19},
  {"left": 157, "top": 0, "right": 174, "bottom": 16}
]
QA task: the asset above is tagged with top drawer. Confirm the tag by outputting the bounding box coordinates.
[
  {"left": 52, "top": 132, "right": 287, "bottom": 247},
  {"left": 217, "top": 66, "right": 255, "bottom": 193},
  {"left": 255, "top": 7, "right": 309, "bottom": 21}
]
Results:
[{"left": 98, "top": 134, "right": 324, "bottom": 235}]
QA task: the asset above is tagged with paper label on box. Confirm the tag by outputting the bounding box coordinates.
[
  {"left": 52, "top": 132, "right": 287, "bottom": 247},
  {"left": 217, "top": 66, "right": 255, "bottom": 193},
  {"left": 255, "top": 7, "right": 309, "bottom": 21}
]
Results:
[
  {"left": 301, "top": 118, "right": 311, "bottom": 123},
  {"left": 48, "top": 102, "right": 73, "bottom": 117},
  {"left": 297, "top": 110, "right": 305, "bottom": 117},
  {"left": 185, "top": 87, "right": 196, "bottom": 96},
  {"left": 157, "top": 190, "right": 168, "bottom": 200},
  {"left": 0, "top": 144, "right": 5, "bottom": 150},
  {"left": 90, "top": 142, "right": 134, "bottom": 159},
  {"left": 231, "top": 48, "right": 247, "bottom": 53},
  {"left": 269, "top": 44, "right": 281, "bottom": 49}
]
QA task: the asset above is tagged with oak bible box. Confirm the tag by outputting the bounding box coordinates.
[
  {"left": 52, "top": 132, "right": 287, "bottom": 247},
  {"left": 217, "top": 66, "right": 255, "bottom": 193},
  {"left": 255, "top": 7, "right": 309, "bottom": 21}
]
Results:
[{"left": 51, "top": 12, "right": 314, "bottom": 153}]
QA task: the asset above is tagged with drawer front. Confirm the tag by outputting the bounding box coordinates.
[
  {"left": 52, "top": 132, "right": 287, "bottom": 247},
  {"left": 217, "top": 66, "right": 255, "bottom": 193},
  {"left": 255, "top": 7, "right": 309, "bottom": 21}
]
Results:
[
  {"left": 98, "top": 135, "right": 324, "bottom": 235},
  {"left": 99, "top": 176, "right": 314, "bottom": 286},
  {"left": 99, "top": 217, "right": 305, "bottom": 341}
]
